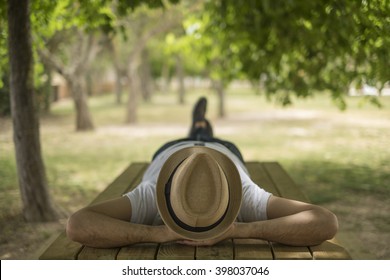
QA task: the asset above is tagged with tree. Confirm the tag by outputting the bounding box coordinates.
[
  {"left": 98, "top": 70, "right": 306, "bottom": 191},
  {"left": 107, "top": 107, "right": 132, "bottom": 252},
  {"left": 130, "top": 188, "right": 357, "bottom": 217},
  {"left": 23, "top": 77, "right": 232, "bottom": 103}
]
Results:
[
  {"left": 106, "top": 36, "right": 128, "bottom": 105},
  {"left": 1, "top": 0, "right": 180, "bottom": 223},
  {"left": 163, "top": 32, "right": 188, "bottom": 105},
  {"left": 205, "top": 0, "right": 390, "bottom": 108},
  {"left": 7, "top": 0, "right": 59, "bottom": 222},
  {"left": 180, "top": 12, "right": 242, "bottom": 117},
  {"left": 139, "top": 48, "right": 154, "bottom": 102},
  {"left": 33, "top": 1, "right": 114, "bottom": 131},
  {"left": 38, "top": 30, "right": 100, "bottom": 131},
  {"left": 114, "top": 4, "right": 184, "bottom": 123}
]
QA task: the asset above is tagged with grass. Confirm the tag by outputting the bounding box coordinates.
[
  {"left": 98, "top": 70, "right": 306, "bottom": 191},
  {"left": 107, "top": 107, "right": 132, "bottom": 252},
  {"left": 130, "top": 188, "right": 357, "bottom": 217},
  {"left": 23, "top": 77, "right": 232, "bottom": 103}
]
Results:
[{"left": 1, "top": 88, "right": 389, "bottom": 259}]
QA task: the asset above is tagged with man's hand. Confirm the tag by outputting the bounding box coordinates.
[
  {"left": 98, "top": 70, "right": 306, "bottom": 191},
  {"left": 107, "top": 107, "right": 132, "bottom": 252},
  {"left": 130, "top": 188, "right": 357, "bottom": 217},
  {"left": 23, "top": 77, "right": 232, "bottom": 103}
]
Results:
[
  {"left": 176, "top": 223, "right": 236, "bottom": 246},
  {"left": 159, "top": 225, "right": 184, "bottom": 243}
]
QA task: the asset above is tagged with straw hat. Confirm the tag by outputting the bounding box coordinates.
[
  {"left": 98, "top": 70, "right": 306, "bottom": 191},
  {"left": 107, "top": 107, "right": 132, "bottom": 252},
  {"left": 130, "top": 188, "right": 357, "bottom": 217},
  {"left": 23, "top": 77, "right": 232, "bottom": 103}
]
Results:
[{"left": 156, "top": 146, "right": 242, "bottom": 240}]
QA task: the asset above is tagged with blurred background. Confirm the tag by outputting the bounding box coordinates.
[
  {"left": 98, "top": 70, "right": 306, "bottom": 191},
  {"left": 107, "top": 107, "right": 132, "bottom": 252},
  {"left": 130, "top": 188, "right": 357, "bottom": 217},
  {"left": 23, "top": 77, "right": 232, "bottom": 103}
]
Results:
[{"left": 0, "top": 0, "right": 389, "bottom": 259}]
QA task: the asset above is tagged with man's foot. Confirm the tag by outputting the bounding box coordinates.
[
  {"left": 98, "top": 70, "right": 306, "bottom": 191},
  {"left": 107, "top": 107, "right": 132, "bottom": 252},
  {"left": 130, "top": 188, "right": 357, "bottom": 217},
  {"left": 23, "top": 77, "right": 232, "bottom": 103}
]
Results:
[
  {"left": 192, "top": 97, "right": 207, "bottom": 123},
  {"left": 189, "top": 97, "right": 214, "bottom": 139}
]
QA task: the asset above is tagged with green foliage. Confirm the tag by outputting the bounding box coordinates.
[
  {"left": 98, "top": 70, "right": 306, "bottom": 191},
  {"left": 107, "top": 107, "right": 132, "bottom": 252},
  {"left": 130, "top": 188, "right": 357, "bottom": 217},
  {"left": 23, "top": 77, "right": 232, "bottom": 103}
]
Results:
[
  {"left": 162, "top": 31, "right": 204, "bottom": 76},
  {"left": 3, "top": 0, "right": 388, "bottom": 112},
  {"left": 205, "top": 0, "right": 390, "bottom": 108},
  {"left": 116, "top": 0, "right": 179, "bottom": 16},
  {"left": 31, "top": 1, "right": 117, "bottom": 42},
  {"left": 181, "top": 11, "right": 243, "bottom": 86}
]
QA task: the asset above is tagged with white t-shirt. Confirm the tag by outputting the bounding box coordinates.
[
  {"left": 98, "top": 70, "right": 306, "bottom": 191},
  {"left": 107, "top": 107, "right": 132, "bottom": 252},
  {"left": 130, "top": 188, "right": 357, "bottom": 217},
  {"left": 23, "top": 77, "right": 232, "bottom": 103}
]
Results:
[{"left": 124, "top": 141, "right": 272, "bottom": 225}]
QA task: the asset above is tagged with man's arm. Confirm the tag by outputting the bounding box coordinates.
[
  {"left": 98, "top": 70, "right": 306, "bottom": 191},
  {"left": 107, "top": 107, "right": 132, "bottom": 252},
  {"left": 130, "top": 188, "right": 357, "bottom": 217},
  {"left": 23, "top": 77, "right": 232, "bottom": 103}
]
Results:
[
  {"left": 66, "top": 196, "right": 180, "bottom": 248},
  {"left": 180, "top": 196, "right": 338, "bottom": 247},
  {"left": 67, "top": 195, "right": 338, "bottom": 248},
  {"left": 236, "top": 195, "right": 338, "bottom": 246}
]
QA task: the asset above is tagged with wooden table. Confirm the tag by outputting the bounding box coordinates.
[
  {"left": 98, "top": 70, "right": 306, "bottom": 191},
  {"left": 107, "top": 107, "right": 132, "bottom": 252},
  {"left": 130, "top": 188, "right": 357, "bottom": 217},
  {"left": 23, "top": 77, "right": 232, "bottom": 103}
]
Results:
[{"left": 39, "top": 162, "right": 351, "bottom": 260}]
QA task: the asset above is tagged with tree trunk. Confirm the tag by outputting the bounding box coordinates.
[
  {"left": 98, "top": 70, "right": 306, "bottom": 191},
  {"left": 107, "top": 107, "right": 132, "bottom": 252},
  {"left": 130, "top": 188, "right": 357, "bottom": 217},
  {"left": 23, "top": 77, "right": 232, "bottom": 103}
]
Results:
[
  {"left": 160, "top": 61, "right": 171, "bottom": 94},
  {"left": 41, "top": 62, "right": 53, "bottom": 113},
  {"left": 68, "top": 78, "right": 94, "bottom": 131},
  {"left": 114, "top": 67, "right": 125, "bottom": 104},
  {"left": 213, "top": 80, "right": 226, "bottom": 118},
  {"left": 7, "top": 0, "right": 59, "bottom": 222},
  {"left": 85, "top": 72, "right": 93, "bottom": 97},
  {"left": 175, "top": 55, "right": 185, "bottom": 105},
  {"left": 139, "top": 49, "right": 152, "bottom": 102},
  {"left": 108, "top": 38, "right": 125, "bottom": 104},
  {"left": 125, "top": 63, "right": 139, "bottom": 124},
  {"left": 37, "top": 32, "right": 99, "bottom": 132}
]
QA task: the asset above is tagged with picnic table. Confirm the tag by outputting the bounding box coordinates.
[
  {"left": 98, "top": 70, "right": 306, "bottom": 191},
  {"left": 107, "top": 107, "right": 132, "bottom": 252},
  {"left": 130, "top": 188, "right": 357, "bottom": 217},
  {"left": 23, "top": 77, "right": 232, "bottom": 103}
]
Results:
[{"left": 39, "top": 162, "right": 351, "bottom": 260}]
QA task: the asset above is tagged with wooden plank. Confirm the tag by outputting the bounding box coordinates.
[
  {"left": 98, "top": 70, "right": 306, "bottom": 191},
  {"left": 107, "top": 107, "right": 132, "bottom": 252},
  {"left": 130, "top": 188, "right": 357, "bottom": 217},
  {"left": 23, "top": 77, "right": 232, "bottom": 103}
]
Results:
[
  {"left": 240, "top": 162, "right": 311, "bottom": 260},
  {"left": 39, "top": 163, "right": 147, "bottom": 260},
  {"left": 123, "top": 162, "right": 149, "bottom": 192},
  {"left": 78, "top": 247, "right": 120, "bottom": 260},
  {"left": 40, "top": 161, "right": 351, "bottom": 260},
  {"left": 234, "top": 239, "right": 274, "bottom": 260},
  {"left": 39, "top": 231, "right": 82, "bottom": 260},
  {"left": 91, "top": 162, "right": 148, "bottom": 204},
  {"left": 263, "top": 162, "right": 351, "bottom": 259},
  {"left": 271, "top": 243, "right": 312, "bottom": 260},
  {"left": 196, "top": 240, "right": 234, "bottom": 260},
  {"left": 115, "top": 163, "right": 158, "bottom": 260},
  {"left": 157, "top": 242, "right": 195, "bottom": 260},
  {"left": 246, "top": 162, "right": 281, "bottom": 195},
  {"left": 76, "top": 163, "right": 147, "bottom": 259},
  {"left": 263, "top": 162, "right": 310, "bottom": 202},
  {"left": 117, "top": 243, "right": 159, "bottom": 260},
  {"left": 310, "top": 239, "right": 352, "bottom": 260}
]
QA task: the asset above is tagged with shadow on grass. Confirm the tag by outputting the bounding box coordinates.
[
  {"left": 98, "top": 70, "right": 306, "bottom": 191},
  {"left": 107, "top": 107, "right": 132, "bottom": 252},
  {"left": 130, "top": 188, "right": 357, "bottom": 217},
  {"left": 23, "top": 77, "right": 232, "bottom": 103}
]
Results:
[{"left": 283, "top": 160, "right": 390, "bottom": 204}]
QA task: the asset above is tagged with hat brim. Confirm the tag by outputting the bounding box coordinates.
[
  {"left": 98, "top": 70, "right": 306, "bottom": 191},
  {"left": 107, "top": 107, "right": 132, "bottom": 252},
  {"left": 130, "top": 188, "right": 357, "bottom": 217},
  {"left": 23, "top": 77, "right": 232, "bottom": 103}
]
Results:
[{"left": 156, "top": 146, "right": 242, "bottom": 241}]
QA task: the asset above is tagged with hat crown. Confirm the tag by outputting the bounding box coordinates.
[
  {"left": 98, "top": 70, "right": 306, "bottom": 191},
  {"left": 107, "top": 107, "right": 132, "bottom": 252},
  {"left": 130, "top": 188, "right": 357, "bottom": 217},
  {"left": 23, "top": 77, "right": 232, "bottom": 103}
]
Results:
[
  {"left": 156, "top": 146, "right": 242, "bottom": 241},
  {"left": 170, "top": 153, "right": 229, "bottom": 227}
]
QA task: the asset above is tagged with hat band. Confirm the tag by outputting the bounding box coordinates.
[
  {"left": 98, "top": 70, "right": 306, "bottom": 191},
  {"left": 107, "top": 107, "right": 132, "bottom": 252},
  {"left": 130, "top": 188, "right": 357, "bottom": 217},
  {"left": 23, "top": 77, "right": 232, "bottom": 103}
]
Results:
[{"left": 164, "top": 166, "right": 229, "bottom": 233}]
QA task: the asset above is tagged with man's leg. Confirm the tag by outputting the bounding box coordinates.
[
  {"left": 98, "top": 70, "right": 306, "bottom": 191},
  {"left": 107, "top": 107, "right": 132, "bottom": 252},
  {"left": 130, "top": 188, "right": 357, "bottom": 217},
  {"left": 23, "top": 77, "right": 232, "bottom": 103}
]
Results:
[
  {"left": 153, "top": 98, "right": 212, "bottom": 160},
  {"left": 153, "top": 97, "right": 244, "bottom": 162},
  {"left": 188, "top": 97, "right": 214, "bottom": 140},
  {"left": 188, "top": 97, "right": 245, "bottom": 162}
]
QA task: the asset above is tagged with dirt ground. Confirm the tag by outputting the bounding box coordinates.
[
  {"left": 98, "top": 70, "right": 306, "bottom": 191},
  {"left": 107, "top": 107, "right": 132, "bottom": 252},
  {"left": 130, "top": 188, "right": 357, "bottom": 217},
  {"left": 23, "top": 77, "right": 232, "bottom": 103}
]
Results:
[{"left": 0, "top": 217, "right": 66, "bottom": 260}]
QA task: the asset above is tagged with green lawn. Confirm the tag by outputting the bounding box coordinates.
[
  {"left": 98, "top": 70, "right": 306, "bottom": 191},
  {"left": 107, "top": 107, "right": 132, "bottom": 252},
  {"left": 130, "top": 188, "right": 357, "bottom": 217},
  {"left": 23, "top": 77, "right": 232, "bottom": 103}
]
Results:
[{"left": 1, "top": 89, "right": 389, "bottom": 259}]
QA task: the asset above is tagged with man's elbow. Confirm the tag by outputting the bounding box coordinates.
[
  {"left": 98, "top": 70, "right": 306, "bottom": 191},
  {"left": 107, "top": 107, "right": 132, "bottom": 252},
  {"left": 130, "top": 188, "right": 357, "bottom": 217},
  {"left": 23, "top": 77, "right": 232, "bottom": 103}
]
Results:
[
  {"left": 66, "top": 211, "right": 90, "bottom": 244},
  {"left": 317, "top": 208, "right": 339, "bottom": 243},
  {"left": 325, "top": 210, "right": 339, "bottom": 240}
]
